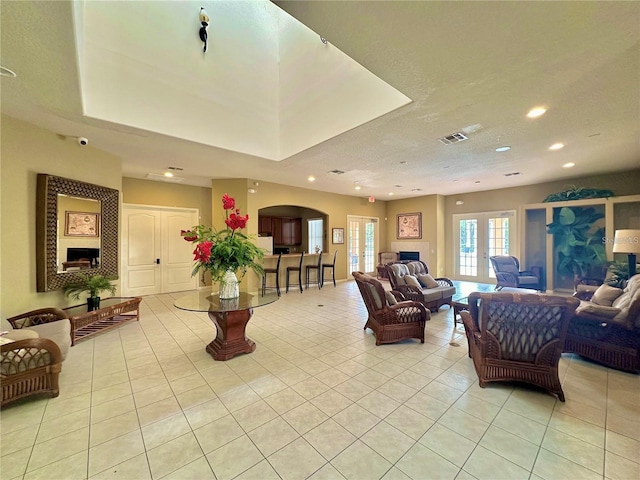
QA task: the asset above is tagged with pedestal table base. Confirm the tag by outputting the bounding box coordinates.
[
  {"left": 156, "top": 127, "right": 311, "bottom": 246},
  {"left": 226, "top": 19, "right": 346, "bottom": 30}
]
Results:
[{"left": 206, "top": 308, "right": 255, "bottom": 360}]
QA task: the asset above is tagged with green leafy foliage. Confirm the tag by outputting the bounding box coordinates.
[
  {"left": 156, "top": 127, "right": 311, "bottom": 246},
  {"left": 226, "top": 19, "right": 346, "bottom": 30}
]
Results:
[
  {"left": 543, "top": 185, "right": 614, "bottom": 203},
  {"left": 63, "top": 273, "right": 117, "bottom": 300},
  {"left": 605, "top": 261, "right": 639, "bottom": 288},
  {"left": 546, "top": 206, "right": 607, "bottom": 279}
]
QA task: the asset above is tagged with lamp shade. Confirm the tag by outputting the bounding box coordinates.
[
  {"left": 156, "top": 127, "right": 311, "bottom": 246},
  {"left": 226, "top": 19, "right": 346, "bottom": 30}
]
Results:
[{"left": 612, "top": 230, "right": 640, "bottom": 254}]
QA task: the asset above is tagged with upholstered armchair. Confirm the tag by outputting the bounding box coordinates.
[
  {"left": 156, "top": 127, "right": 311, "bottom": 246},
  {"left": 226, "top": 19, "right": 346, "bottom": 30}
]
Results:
[
  {"left": 565, "top": 274, "right": 640, "bottom": 372},
  {"left": 385, "top": 261, "right": 456, "bottom": 312},
  {"left": 461, "top": 292, "right": 579, "bottom": 401},
  {"left": 2, "top": 308, "right": 71, "bottom": 407},
  {"left": 489, "top": 255, "right": 543, "bottom": 291},
  {"left": 352, "top": 271, "right": 430, "bottom": 345}
]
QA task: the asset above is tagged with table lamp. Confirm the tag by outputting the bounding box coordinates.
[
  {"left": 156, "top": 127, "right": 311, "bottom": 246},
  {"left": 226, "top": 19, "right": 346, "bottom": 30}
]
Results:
[{"left": 612, "top": 229, "right": 640, "bottom": 279}]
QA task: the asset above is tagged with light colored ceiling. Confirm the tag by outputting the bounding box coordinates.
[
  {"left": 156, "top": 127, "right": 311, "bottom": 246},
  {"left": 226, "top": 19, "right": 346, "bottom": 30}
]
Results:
[{"left": 2, "top": 1, "right": 639, "bottom": 200}]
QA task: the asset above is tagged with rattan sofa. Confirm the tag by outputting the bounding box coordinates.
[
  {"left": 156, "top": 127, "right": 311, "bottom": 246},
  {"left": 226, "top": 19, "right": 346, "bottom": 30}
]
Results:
[
  {"left": 565, "top": 274, "right": 640, "bottom": 373},
  {"left": 386, "top": 261, "right": 456, "bottom": 312}
]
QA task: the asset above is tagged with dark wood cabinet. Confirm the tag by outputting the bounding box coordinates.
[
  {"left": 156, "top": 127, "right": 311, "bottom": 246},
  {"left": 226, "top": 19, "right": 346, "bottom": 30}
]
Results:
[
  {"left": 260, "top": 216, "right": 301, "bottom": 246},
  {"left": 258, "top": 216, "right": 272, "bottom": 236}
]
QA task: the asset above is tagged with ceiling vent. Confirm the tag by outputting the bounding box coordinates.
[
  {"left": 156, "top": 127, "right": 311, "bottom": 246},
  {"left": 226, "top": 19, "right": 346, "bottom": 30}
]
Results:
[
  {"left": 504, "top": 172, "right": 521, "bottom": 177},
  {"left": 146, "top": 173, "right": 185, "bottom": 183},
  {"left": 438, "top": 132, "right": 468, "bottom": 145},
  {"left": 167, "top": 166, "right": 184, "bottom": 171},
  {"left": 328, "top": 169, "right": 345, "bottom": 175}
]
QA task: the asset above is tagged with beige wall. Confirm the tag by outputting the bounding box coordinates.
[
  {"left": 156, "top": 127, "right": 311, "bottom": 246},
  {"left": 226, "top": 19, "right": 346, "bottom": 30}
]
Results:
[
  {"left": 440, "top": 170, "right": 640, "bottom": 277},
  {"left": 122, "top": 177, "right": 212, "bottom": 225},
  {"left": 1, "top": 115, "right": 122, "bottom": 317}
]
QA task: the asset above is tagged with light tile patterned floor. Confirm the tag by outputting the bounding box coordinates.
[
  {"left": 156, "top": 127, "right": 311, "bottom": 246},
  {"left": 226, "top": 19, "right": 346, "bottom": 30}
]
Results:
[{"left": 1, "top": 280, "right": 639, "bottom": 480}]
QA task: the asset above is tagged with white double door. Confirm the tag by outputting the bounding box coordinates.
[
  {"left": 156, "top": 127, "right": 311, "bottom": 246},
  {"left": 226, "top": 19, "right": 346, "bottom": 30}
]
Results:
[{"left": 122, "top": 205, "right": 198, "bottom": 296}]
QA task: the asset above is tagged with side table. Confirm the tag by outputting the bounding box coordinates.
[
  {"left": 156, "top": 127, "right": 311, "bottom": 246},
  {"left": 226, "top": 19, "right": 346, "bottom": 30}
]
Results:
[
  {"left": 450, "top": 296, "right": 469, "bottom": 347},
  {"left": 64, "top": 297, "right": 141, "bottom": 345}
]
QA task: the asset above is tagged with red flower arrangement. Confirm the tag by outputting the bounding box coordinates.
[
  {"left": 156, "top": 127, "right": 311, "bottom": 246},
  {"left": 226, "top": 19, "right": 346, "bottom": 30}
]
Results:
[{"left": 181, "top": 194, "right": 264, "bottom": 282}]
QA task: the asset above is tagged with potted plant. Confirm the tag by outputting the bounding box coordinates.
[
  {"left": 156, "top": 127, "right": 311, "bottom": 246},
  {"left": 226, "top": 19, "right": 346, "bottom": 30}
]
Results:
[{"left": 63, "top": 273, "right": 117, "bottom": 311}]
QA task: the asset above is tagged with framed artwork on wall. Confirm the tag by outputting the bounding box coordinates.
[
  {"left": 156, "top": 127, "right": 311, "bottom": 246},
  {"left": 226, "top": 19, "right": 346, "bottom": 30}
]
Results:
[
  {"left": 332, "top": 228, "right": 344, "bottom": 244},
  {"left": 65, "top": 211, "right": 100, "bottom": 237},
  {"left": 397, "top": 212, "right": 422, "bottom": 239}
]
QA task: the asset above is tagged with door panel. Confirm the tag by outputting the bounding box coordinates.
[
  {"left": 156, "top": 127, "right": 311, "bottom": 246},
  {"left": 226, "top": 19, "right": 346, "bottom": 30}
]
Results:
[
  {"left": 123, "top": 205, "right": 198, "bottom": 296},
  {"left": 454, "top": 211, "right": 515, "bottom": 283},
  {"left": 347, "top": 216, "right": 378, "bottom": 276}
]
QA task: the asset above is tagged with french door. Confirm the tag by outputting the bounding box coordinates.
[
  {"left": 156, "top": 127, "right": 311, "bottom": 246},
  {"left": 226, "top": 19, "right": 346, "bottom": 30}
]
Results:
[
  {"left": 347, "top": 216, "right": 379, "bottom": 276},
  {"left": 454, "top": 211, "right": 516, "bottom": 283}
]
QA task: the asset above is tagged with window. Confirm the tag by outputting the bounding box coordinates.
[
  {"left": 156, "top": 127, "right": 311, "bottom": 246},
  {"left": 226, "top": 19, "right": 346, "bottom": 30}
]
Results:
[{"left": 308, "top": 218, "right": 323, "bottom": 253}]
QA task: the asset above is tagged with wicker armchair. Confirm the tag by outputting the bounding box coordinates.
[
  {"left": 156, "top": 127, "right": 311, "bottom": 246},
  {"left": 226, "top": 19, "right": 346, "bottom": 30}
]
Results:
[
  {"left": 353, "top": 272, "right": 430, "bottom": 345},
  {"left": 386, "top": 261, "right": 456, "bottom": 312},
  {"left": 2, "top": 308, "right": 71, "bottom": 407},
  {"left": 489, "top": 255, "right": 543, "bottom": 291},
  {"left": 461, "top": 292, "right": 579, "bottom": 401}
]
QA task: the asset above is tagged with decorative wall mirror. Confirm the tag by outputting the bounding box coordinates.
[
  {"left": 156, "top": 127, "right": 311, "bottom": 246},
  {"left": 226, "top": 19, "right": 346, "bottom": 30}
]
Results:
[{"left": 36, "top": 174, "right": 119, "bottom": 291}]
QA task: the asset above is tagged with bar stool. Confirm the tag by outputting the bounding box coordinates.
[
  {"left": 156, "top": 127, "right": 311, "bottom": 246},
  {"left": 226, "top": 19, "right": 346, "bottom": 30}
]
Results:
[
  {"left": 305, "top": 252, "right": 323, "bottom": 290},
  {"left": 261, "top": 253, "right": 282, "bottom": 296},
  {"left": 286, "top": 251, "right": 305, "bottom": 293},
  {"left": 321, "top": 251, "right": 338, "bottom": 287}
]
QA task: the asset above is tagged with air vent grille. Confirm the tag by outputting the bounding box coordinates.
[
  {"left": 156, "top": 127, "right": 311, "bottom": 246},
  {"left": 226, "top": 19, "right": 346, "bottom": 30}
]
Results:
[
  {"left": 328, "top": 169, "right": 345, "bottom": 175},
  {"left": 167, "top": 166, "right": 184, "bottom": 171},
  {"left": 438, "top": 132, "right": 468, "bottom": 145}
]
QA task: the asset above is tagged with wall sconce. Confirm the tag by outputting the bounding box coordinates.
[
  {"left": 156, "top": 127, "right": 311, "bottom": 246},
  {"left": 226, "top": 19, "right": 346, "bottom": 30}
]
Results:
[
  {"left": 199, "top": 7, "right": 209, "bottom": 53},
  {"left": 612, "top": 229, "right": 640, "bottom": 279}
]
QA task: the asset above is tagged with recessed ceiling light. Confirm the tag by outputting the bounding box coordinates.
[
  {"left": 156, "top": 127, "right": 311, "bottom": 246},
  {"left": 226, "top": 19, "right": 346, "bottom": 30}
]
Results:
[
  {"left": 388, "top": 192, "right": 394, "bottom": 196},
  {"left": 308, "top": 176, "right": 315, "bottom": 182},
  {"left": 355, "top": 186, "right": 361, "bottom": 190},
  {"left": 496, "top": 146, "right": 511, "bottom": 152},
  {"left": 527, "top": 106, "right": 547, "bottom": 118},
  {"left": 164, "top": 172, "right": 174, "bottom": 177},
  {"left": 549, "top": 143, "right": 565, "bottom": 150},
  {"left": 563, "top": 162, "right": 575, "bottom": 168}
]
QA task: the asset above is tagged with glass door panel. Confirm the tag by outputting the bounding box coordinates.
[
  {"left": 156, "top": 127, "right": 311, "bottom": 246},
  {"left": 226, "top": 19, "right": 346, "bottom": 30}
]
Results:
[{"left": 348, "top": 216, "right": 378, "bottom": 276}]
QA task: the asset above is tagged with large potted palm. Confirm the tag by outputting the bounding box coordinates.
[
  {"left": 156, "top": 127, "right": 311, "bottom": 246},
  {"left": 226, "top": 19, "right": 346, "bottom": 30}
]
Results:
[{"left": 63, "top": 273, "right": 117, "bottom": 311}]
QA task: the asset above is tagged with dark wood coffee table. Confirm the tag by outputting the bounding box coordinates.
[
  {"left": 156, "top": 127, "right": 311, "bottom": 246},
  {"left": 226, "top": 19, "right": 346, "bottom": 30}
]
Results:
[
  {"left": 452, "top": 296, "right": 469, "bottom": 327},
  {"left": 64, "top": 297, "right": 141, "bottom": 345}
]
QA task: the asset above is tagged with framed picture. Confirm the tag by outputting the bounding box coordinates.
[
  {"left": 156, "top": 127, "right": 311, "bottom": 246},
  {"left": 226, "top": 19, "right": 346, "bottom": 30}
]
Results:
[
  {"left": 332, "top": 228, "right": 344, "bottom": 244},
  {"left": 397, "top": 212, "right": 422, "bottom": 239},
  {"left": 65, "top": 211, "right": 100, "bottom": 237}
]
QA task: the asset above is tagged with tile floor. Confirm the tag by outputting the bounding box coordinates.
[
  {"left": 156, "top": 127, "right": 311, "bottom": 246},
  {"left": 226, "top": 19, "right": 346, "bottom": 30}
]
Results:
[{"left": 1, "top": 280, "right": 639, "bottom": 480}]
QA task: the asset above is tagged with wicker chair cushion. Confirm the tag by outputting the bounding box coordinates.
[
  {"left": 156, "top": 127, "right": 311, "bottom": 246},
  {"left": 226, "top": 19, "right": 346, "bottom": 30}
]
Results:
[
  {"left": 577, "top": 302, "right": 621, "bottom": 319},
  {"left": 417, "top": 273, "right": 439, "bottom": 289},
  {"left": 385, "top": 291, "right": 398, "bottom": 306},
  {"left": 366, "top": 282, "right": 384, "bottom": 310},
  {"left": 406, "top": 262, "right": 428, "bottom": 275},
  {"left": 517, "top": 275, "right": 540, "bottom": 286},
  {"left": 29, "top": 320, "right": 71, "bottom": 361},
  {"left": 590, "top": 285, "right": 624, "bottom": 306},
  {"left": 404, "top": 275, "right": 422, "bottom": 289},
  {"left": 3, "top": 328, "right": 39, "bottom": 341},
  {"left": 388, "top": 264, "right": 410, "bottom": 284}
]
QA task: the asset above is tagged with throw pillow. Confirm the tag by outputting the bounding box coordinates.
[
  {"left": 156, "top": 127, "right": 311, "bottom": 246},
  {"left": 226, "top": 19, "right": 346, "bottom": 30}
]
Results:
[
  {"left": 404, "top": 275, "right": 422, "bottom": 289},
  {"left": 591, "top": 284, "right": 624, "bottom": 306},
  {"left": 417, "top": 273, "right": 439, "bottom": 289},
  {"left": 385, "top": 291, "right": 398, "bottom": 305}
]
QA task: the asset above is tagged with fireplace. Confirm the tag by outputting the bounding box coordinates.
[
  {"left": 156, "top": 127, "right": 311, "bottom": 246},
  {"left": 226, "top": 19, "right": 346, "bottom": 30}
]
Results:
[{"left": 398, "top": 251, "right": 420, "bottom": 261}]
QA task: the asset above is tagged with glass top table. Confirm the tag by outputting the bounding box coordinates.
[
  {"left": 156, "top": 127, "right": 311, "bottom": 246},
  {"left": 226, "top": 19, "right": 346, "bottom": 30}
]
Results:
[
  {"left": 174, "top": 291, "right": 278, "bottom": 312},
  {"left": 174, "top": 291, "right": 279, "bottom": 361}
]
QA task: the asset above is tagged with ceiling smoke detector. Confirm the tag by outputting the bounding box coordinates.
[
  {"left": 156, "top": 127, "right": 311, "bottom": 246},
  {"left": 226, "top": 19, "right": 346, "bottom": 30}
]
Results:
[{"left": 437, "top": 132, "right": 468, "bottom": 145}]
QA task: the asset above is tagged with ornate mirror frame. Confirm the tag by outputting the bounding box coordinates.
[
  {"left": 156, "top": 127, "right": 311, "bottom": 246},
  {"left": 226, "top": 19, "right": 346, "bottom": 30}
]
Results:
[{"left": 36, "top": 174, "right": 119, "bottom": 291}]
